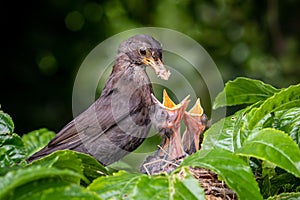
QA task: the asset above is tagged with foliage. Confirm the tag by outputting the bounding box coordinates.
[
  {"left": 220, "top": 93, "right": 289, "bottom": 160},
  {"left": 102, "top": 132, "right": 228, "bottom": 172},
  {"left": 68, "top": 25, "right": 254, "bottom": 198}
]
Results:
[
  {"left": 88, "top": 169, "right": 205, "bottom": 200},
  {"left": 4, "top": 0, "right": 300, "bottom": 136},
  {"left": 181, "top": 148, "right": 262, "bottom": 200},
  {"left": 213, "top": 77, "right": 280, "bottom": 109},
  {"left": 1, "top": 77, "right": 300, "bottom": 199},
  {"left": 202, "top": 77, "right": 300, "bottom": 199},
  {"left": 22, "top": 128, "right": 56, "bottom": 157}
]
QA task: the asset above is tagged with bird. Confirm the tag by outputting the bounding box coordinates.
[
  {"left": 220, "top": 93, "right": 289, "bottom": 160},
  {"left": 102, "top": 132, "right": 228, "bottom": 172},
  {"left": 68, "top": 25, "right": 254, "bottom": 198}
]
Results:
[
  {"left": 27, "top": 34, "right": 171, "bottom": 166},
  {"left": 182, "top": 98, "right": 208, "bottom": 154},
  {"left": 141, "top": 90, "right": 189, "bottom": 174},
  {"left": 151, "top": 90, "right": 189, "bottom": 161}
]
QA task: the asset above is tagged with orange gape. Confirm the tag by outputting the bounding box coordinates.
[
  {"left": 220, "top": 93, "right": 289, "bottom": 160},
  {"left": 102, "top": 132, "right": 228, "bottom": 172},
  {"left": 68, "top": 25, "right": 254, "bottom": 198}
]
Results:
[{"left": 142, "top": 90, "right": 208, "bottom": 175}]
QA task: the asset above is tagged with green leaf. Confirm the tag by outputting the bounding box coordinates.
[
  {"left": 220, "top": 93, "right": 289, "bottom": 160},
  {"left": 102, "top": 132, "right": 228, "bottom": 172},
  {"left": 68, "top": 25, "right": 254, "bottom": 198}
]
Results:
[
  {"left": 248, "top": 84, "right": 300, "bottom": 130},
  {"left": 172, "top": 169, "right": 205, "bottom": 200},
  {"left": 88, "top": 169, "right": 205, "bottom": 200},
  {"left": 267, "top": 192, "right": 300, "bottom": 200},
  {"left": 201, "top": 116, "right": 235, "bottom": 152},
  {"left": 181, "top": 148, "right": 263, "bottom": 200},
  {"left": 0, "top": 166, "right": 85, "bottom": 200},
  {"left": 28, "top": 150, "right": 84, "bottom": 179},
  {"left": 236, "top": 128, "right": 300, "bottom": 178},
  {"left": 0, "top": 133, "right": 26, "bottom": 169},
  {"left": 202, "top": 103, "right": 260, "bottom": 152},
  {"left": 213, "top": 77, "right": 279, "bottom": 109},
  {"left": 88, "top": 171, "right": 140, "bottom": 199},
  {"left": 75, "top": 151, "right": 109, "bottom": 181},
  {"left": 22, "top": 128, "right": 55, "bottom": 156},
  {"left": 269, "top": 173, "right": 300, "bottom": 197},
  {"left": 28, "top": 150, "right": 107, "bottom": 183},
  {"left": 260, "top": 161, "right": 277, "bottom": 198},
  {"left": 0, "top": 111, "right": 14, "bottom": 134},
  {"left": 273, "top": 108, "right": 300, "bottom": 147},
  {"left": 231, "top": 102, "right": 263, "bottom": 150},
  {"left": 21, "top": 184, "right": 102, "bottom": 200},
  {"left": 260, "top": 174, "right": 272, "bottom": 198}
]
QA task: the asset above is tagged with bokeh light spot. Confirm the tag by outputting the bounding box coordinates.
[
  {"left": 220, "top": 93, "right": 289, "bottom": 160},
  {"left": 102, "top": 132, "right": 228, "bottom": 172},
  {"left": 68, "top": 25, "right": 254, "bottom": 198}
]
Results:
[
  {"left": 65, "top": 11, "right": 85, "bottom": 31},
  {"left": 231, "top": 42, "right": 249, "bottom": 64},
  {"left": 38, "top": 53, "right": 58, "bottom": 75}
]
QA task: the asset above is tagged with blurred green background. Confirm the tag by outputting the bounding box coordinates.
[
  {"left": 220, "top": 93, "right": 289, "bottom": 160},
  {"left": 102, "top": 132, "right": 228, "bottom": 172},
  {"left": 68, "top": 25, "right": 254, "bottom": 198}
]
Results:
[{"left": 2, "top": 0, "right": 300, "bottom": 135}]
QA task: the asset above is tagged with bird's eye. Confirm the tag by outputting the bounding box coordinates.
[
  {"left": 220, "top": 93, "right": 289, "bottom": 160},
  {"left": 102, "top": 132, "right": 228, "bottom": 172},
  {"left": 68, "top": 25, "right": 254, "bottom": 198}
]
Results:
[{"left": 139, "top": 48, "right": 147, "bottom": 56}]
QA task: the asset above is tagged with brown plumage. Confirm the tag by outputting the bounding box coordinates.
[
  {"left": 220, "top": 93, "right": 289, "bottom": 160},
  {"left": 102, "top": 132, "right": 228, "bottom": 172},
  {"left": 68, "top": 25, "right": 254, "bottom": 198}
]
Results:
[{"left": 27, "top": 34, "right": 170, "bottom": 165}]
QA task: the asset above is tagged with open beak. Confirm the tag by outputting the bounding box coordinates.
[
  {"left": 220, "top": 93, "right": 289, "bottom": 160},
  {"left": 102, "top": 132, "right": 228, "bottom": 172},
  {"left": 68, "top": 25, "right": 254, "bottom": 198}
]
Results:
[
  {"left": 151, "top": 90, "right": 190, "bottom": 130},
  {"left": 151, "top": 90, "right": 190, "bottom": 160},
  {"left": 143, "top": 57, "right": 170, "bottom": 80}
]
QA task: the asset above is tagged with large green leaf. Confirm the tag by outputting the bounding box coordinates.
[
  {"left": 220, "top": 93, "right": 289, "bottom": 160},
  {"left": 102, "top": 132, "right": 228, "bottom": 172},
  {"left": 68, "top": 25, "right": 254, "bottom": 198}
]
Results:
[
  {"left": 213, "top": 77, "right": 279, "bottom": 109},
  {"left": 88, "top": 171, "right": 141, "bottom": 199},
  {"left": 0, "top": 111, "right": 14, "bottom": 134},
  {"left": 88, "top": 169, "right": 205, "bottom": 200},
  {"left": 22, "top": 128, "right": 55, "bottom": 156},
  {"left": 248, "top": 84, "right": 300, "bottom": 130},
  {"left": 28, "top": 150, "right": 108, "bottom": 183},
  {"left": 20, "top": 184, "right": 101, "bottom": 200},
  {"left": 0, "top": 166, "right": 84, "bottom": 200},
  {"left": 236, "top": 128, "right": 300, "bottom": 178},
  {"left": 202, "top": 103, "right": 260, "bottom": 152},
  {"left": 28, "top": 150, "right": 84, "bottom": 181},
  {"left": 0, "top": 132, "right": 26, "bottom": 169},
  {"left": 181, "top": 148, "right": 262, "bottom": 200}
]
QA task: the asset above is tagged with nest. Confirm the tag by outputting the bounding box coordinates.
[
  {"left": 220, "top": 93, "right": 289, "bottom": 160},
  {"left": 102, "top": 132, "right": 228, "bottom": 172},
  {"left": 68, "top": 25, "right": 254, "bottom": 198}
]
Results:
[
  {"left": 142, "top": 90, "right": 237, "bottom": 199},
  {"left": 141, "top": 157, "right": 237, "bottom": 200},
  {"left": 189, "top": 167, "right": 237, "bottom": 200}
]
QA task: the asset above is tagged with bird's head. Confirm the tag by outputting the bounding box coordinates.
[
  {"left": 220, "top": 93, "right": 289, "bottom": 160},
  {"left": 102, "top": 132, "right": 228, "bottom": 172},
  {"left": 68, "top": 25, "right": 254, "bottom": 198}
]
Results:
[
  {"left": 151, "top": 89, "right": 190, "bottom": 137},
  {"left": 117, "top": 34, "right": 170, "bottom": 80}
]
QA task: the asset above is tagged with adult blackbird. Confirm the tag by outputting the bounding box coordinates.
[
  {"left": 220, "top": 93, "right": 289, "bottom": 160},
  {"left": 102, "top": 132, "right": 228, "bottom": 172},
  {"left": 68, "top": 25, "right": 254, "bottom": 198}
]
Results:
[{"left": 27, "top": 34, "right": 170, "bottom": 165}]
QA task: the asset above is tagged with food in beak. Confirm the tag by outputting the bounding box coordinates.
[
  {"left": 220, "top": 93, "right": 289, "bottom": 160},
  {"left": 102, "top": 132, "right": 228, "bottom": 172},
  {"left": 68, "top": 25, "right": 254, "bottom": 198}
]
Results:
[{"left": 143, "top": 58, "right": 171, "bottom": 80}]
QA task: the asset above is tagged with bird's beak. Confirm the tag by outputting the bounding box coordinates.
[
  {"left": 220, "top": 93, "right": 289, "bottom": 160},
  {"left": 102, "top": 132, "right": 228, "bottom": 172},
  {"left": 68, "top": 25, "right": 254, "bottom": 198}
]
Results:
[
  {"left": 162, "top": 89, "right": 190, "bottom": 125},
  {"left": 151, "top": 90, "right": 190, "bottom": 160},
  {"left": 151, "top": 90, "right": 190, "bottom": 126},
  {"left": 143, "top": 57, "right": 170, "bottom": 80}
]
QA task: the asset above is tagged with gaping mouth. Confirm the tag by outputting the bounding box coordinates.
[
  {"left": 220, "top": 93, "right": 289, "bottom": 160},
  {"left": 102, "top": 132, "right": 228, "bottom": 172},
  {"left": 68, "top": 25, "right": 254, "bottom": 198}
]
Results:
[
  {"left": 151, "top": 89, "right": 190, "bottom": 124},
  {"left": 143, "top": 58, "right": 171, "bottom": 80}
]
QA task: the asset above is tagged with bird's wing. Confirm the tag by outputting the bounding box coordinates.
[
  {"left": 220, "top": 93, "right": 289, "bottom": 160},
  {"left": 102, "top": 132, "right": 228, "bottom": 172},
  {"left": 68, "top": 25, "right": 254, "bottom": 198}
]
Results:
[
  {"left": 28, "top": 94, "right": 143, "bottom": 161},
  {"left": 48, "top": 93, "right": 143, "bottom": 148},
  {"left": 28, "top": 65, "right": 152, "bottom": 164}
]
